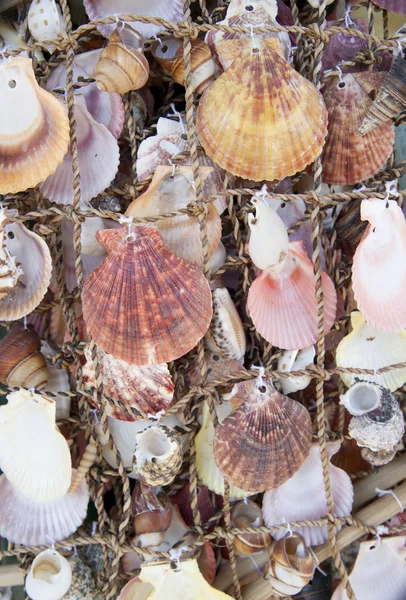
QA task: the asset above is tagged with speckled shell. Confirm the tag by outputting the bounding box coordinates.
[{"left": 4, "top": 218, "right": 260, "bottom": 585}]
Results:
[
  {"left": 0, "top": 56, "right": 69, "bottom": 195},
  {"left": 0, "top": 324, "right": 48, "bottom": 390},
  {"left": 28, "top": 0, "right": 64, "bottom": 42},
  {"left": 361, "top": 446, "right": 397, "bottom": 466},
  {"left": 205, "top": 288, "right": 246, "bottom": 360},
  {"left": 231, "top": 500, "right": 271, "bottom": 556},
  {"left": 267, "top": 534, "right": 315, "bottom": 597},
  {"left": 321, "top": 72, "right": 395, "bottom": 185},
  {"left": 213, "top": 378, "right": 312, "bottom": 492},
  {"left": 197, "top": 38, "right": 327, "bottom": 181},
  {"left": 82, "top": 226, "right": 212, "bottom": 365},
  {"left": 134, "top": 425, "right": 182, "bottom": 486},
  {"left": 82, "top": 344, "right": 174, "bottom": 421},
  {"left": 372, "top": 0, "right": 406, "bottom": 13},
  {"left": 63, "top": 558, "right": 98, "bottom": 600}
]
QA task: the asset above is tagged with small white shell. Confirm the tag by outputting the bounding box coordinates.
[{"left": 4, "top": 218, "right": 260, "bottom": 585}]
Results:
[
  {"left": 28, "top": 0, "right": 64, "bottom": 43},
  {"left": 248, "top": 196, "right": 289, "bottom": 272},
  {"left": 277, "top": 346, "right": 315, "bottom": 394},
  {"left": 25, "top": 549, "right": 72, "bottom": 600},
  {"left": 340, "top": 381, "right": 382, "bottom": 416}
]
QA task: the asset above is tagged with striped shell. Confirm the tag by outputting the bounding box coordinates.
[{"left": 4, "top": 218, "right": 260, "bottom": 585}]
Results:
[
  {"left": 0, "top": 324, "right": 48, "bottom": 390},
  {"left": 134, "top": 425, "right": 182, "bottom": 487},
  {"left": 266, "top": 534, "right": 315, "bottom": 597}
]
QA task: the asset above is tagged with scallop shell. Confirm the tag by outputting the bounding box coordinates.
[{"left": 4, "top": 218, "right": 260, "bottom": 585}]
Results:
[
  {"left": 0, "top": 324, "right": 48, "bottom": 390},
  {"left": 263, "top": 442, "right": 354, "bottom": 546},
  {"left": 213, "top": 377, "right": 312, "bottom": 492},
  {"left": 352, "top": 199, "right": 406, "bottom": 332},
  {"left": 125, "top": 166, "right": 222, "bottom": 266},
  {"left": 170, "top": 483, "right": 216, "bottom": 528},
  {"left": 371, "top": 0, "right": 406, "bottom": 13},
  {"left": 39, "top": 94, "right": 120, "bottom": 208},
  {"left": 133, "top": 425, "right": 182, "bottom": 487},
  {"left": 267, "top": 533, "right": 316, "bottom": 597},
  {"left": 247, "top": 241, "right": 337, "bottom": 350},
  {"left": 80, "top": 217, "right": 108, "bottom": 257},
  {"left": 248, "top": 196, "right": 289, "bottom": 272},
  {"left": 0, "top": 56, "right": 69, "bottom": 195},
  {"left": 132, "top": 482, "right": 173, "bottom": 548},
  {"left": 205, "top": 288, "right": 246, "bottom": 360},
  {"left": 28, "top": 0, "right": 64, "bottom": 42},
  {"left": 277, "top": 346, "right": 315, "bottom": 395},
  {"left": 231, "top": 500, "right": 271, "bottom": 556},
  {"left": 197, "top": 37, "right": 328, "bottom": 181},
  {"left": 96, "top": 26, "right": 149, "bottom": 94},
  {"left": 0, "top": 213, "right": 53, "bottom": 321},
  {"left": 82, "top": 0, "right": 184, "bottom": 39},
  {"left": 322, "top": 19, "right": 369, "bottom": 74},
  {"left": 321, "top": 72, "right": 395, "bottom": 185},
  {"left": 25, "top": 549, "right": 72, "bottom": 600},
  {"left": 82, "top": 225, "right": 212, "bottom": 365},
  {"left": 335, "top": 311, "right": 406, "bottom": 391},
  {"left": 82, "top": 343, "right": 174, "bottom": 421},
  {"left": 332, "top": 537, "right": 406, "bottom": 600},
  {"left": 0, "top": 389, "right": 71, "bottom": 502},
  {"left": 0, "top": 472, "right": 89, "bottom": 546}
]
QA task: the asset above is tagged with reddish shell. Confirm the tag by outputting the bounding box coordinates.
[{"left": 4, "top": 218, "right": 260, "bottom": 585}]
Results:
[
  {"left": 170, "top": 483, "right": 217, "bottom": 527},
  {"left": 82, "top": 226, "right": 212, "bottom": 365}
]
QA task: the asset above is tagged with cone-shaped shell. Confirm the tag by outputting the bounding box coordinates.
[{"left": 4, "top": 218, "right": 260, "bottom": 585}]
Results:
[
  {"left": 133, "top": 425, "right": 182, "bottom": 486},
  {"left": 263, "top": 442, "right": 354, "bottom": 546},
  {"left": 332, "top": 536, "right": 406, "bottom": 600},
  {"left": 267, "top": 533, "right": 316, "bottom": 597},
  {"left": 321, "top": 72, "right": 395, "bottom": 185},
  {"left": 125, "top": 166, "right": 222, "bottom": 266},
  {"left": 132, "top": 482, "right": 173, "bottom": 548},
  {"left": 0, "top": 324, "right": 48, "bottom": 390},
  {"left": 25, "top": 549, "right": 72, "bottom": 600},
  {"left": 352, "top": 199, "right": 406, "bottom": 332},
  {"left": 231, "top": 500, "right": 271, "bottom": 556},
  {"left": 213, "top": 377, "right": 312, "bottom": 492},
  {"left": 248, "top": 196, "right": 289, "bottom": 272},
  {"left": 68, "top": 439, "right": 97, "bottom": 494},
  {"left": 336, "top": 311, "right": 406, "bottom": 391},
  {"left": 205, "top": 288, "right": 246, "bottom": 360},
  {"left": 27, "top": 0, "right": 63, "bottom": 42},
  {"left": 0, "top": 389, "right": 71, "bottom": 502},
  {"left": 247, "top": 241, "right": 337, "bottom": 350},
  {"left": 0, "top": 56, "right": 69, "bottom": 194},
  {"left": 96, "top": 27, "right": 149, "bottom": 94},
  {"left": 82, "top": 225, "right": 212, "bottom": 365},
  {"left": 371, "top": 0, "right": 406, "bottom": 13},
  {"left": 83, "top": 344, "right": 174, "bottom": 421},
  {"left": 197, "top": 38, "right": 327, "bottom": 181},
  {"left": 0, "top": 472, "right": 89, "bottom": 546}
]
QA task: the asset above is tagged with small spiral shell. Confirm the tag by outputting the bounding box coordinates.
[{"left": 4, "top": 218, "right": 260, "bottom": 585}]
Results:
[
  {"left": 0, "top": 324, "right": 48, "bottom": 390},
  {"left": 68, "top": 439, "right": 98, "bottom": 494},
  {"left": 266, "top": 534, "right": 315, "bottom": 597}
]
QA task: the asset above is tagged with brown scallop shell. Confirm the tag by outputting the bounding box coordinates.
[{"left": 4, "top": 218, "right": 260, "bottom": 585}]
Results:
[
  {"left": 82, "top": 226, "right": 212, "bottom": 365},
  {"left": 0, "top": 324, "right": 48, "bottom": 391},
  {"left": 321, "top": 72, "right": 395, "bottom": 185},
  {"left": 0, "top": 56, "right": 69, "bottom": 195},
  {"left": 213, "top": 378, "right": 312, "bottom": 492}
]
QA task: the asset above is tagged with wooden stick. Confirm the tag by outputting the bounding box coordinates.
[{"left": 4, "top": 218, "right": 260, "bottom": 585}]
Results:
[
  {"left": 0, "top": 564, "right": 24, "bottom": 587},
  {"left": 353, "top": 453, "right": 406, "bottom": 509}
]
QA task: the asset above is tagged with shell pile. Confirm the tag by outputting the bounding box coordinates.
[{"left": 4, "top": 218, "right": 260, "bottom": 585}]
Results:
[{"left": 0, "top": 0, "right": 405, "bottom": 599}]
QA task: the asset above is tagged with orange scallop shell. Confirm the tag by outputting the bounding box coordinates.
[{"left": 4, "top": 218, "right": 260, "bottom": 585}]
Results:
[{"left": 82, "top": 226, "right": 213, "bottom": 365}]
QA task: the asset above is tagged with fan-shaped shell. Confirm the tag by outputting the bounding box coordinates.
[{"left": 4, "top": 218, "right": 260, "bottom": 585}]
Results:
[
  {"left": 0, "top": 323, "right": 48, "bottom": 390},
  {"left": 82, "top": 344, "right": 174, "bottom": 420},
  {"left": 213, "top": 377, "right": 312, "bottom": 492},
  {"left": 263, "top": 442, "right": 354, "bottom": 546},
  {"left": 82, "top": 225, "right": 212, "bottom": 365},
  {"left": 0, "top": 472, "right": 89, "bottom": 546},
  {"left": 39, "top": 94, "right": 120, "bottom": 208},
  {"left": 321, "top": 72, "right": 395, "bottom": 185},
  {"left": 322, "top": 19, "right": 369, "bottom": 74},
  {"left": 371, "top": 0, "right": 406, "bottom": 13},
  {"left": 0, "top": 389, "right": 71, "bottom": 502},
  {"left": 335, "top": 311, "right": 406, "bottom": 391},
  {"left": 125, "top": 166, "right": 222, "bottom": 266},
  {"left": 197, "top": 38, "right": 327, "bottom": 181},
  {"left": 0, "top": 56, "right": 69, "bottom": 195},
  {"left": 28, "top": 0, "right": 64, "bottom": 42},
  {"left": 247, "top": 241, "right": 337, "bottom": 350}
]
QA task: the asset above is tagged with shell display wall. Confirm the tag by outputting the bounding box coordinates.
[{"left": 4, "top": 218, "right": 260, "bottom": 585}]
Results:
[{"left": 0, "top": 1, "right": 406, "bottom": 600}]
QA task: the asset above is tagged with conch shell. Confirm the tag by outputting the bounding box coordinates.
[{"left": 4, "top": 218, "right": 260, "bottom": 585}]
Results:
[
  {"left": 0, "top": 324, "right": 48, "bottom": 390},
  {"left": 82, "top": 225, "right": 212, "bottom": 365},
  {"left": 266, "top": 533, "right": 316, "bottom": 597},
  {"left": 133, "top": 425, "right": 182, "bottom": 487}
]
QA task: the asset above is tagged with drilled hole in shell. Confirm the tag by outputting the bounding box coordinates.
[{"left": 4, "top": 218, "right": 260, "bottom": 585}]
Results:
[
  {"left": 126, "top": 234, "right": 136, "bottom": 243},
  {"left": 212, "top": 354, "right": 220, "bottom": 362},
  {"left": 258, "top": 385, "right": 266, "bottom": 394},
  {"left": 161, "top": 44, "right": 168, "bottom": 53},
  {"left": 338, "top": 81, "right": 346, "bottom": 89},
  {"left": 8, "top": 79, "right": 16, "bottom": 89},
  {"left": 7, "top": 231, "right": 14, "bottom": 239},
  {"left": 245, "top": 4, "right": 254, "bottom": 10},
  {"left": 252, "top": 47, "right": 260, "bottom": 54}
]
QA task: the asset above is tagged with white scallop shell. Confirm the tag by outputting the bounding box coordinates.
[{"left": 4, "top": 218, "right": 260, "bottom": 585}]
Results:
[{"left": 25, "top": 549, "right": 72, "bottom": 600}]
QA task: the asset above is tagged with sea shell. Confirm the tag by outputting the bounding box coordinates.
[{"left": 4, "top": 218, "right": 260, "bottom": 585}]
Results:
[
  {"left": 266, "top": 533, "right": 316, "bottom": 597},
  {"left": 348, "top": 387, "right": 404, "bottom": 453},
  {"left": 82, "top": 225, "right": 212, "bottom": 365},
  {"left": 197, "top": 37, "right": 327, "bottom": 181},
  {"left": 27, "top": 0, "right": 64, "bottom": 43},
  {"left": 263, "top": 442, "right": 354, "bottom": 546},
  {"left": 361, "top": 446, "right": 397, "bottom": 466},
  {"left": 80, "top": 218, "right": 108, "bottom": 257},
  {"left": 247, "top": 241, "right": 337, "bottom": 350},
  {"left": 335, "top": 200, "right": 368, "bottom": 249},
  {"left": 68, "top": 438, "right": 97, "bottom": 494},
  {"left": 132, "top": 482, "right": 173, "bottom": 547},
  {"left": 0, "top": 389, "right": 71, "bottom": 502},
  {"left": 332, "top": 536, "right": 406, "bottom": 600},
  {"left": 231, "top": 500, "right": 271, "bottom": 556},
  {"left": 0, "top": 212, "right": 52, "bottom": 321},
  {"left": 277, "top": 346, "right": 316, "bottom": 395},
  {"left": 213, "top": 377, "right": 312, "bottom": 492},
  {"left": 352, "top": 199, "right": 406, "bottom": 332},
  {"left": 39, "top": 94, "right": 120, "bottom": 208},
  {"left": 0, "top": 56, "right": 69, "bottom": 195},
  {"left": 63, "top": 558, "right": 98, "bottom": 600},
  {"left": 0, "top": 324, "right": 48, "bottom": 390},
  {"left": 322, "top": 19, "right": 370, "bottom": 74},
  {"left": 335, "top": 311, "right": 406, "bottom": 391},
  {"left": 248, "top": 196, "right": 289, "bottom": 272},
  {"left": 205, "top": 288, "right": 246, "bottom": 360},
  {"left": 82, "top": 344, "right": 174, "bottom": 421},
  {"left": 125, "top": 166, "right": 222, "bottom": 266},
  {"left": 82, "top": 0, "right": 184, "bottom": 39},
  {"left": 321, "top": 72, "right": 395, "bottom": 185},
  {"left": 170, "top": 483, "right": 216, "bottom": 528},
  {"left": 46, "top": 50, "right": 125, "bottom": 138},
  {"left": 25, "top": 549, "right": 72, "bottom": 600},
  {"left": 340, "top": 381, "right": 383, "bottom": 416},
  {"left": 96, "top": 26, "right": 149, "bottom": 94},
  {"left": 371, "top": 0, "right": 406, "bottom": 13},
  {"left": 133, "top": 425, "right": 182, "bottom": 487},
  {"left": 0, "top": 471, "right": 89, "bottom": 546}
]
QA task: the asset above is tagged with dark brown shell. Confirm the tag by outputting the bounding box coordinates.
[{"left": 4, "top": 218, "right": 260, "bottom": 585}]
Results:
[
  {"left": 0, "top": 324, "right": 48, "bottom": 390},
  {"left": 82, "top": 226, "right": 212, "bottom": 365},
  {"left": 213, "top": 380, "right": 312, "bottom": 492}
]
